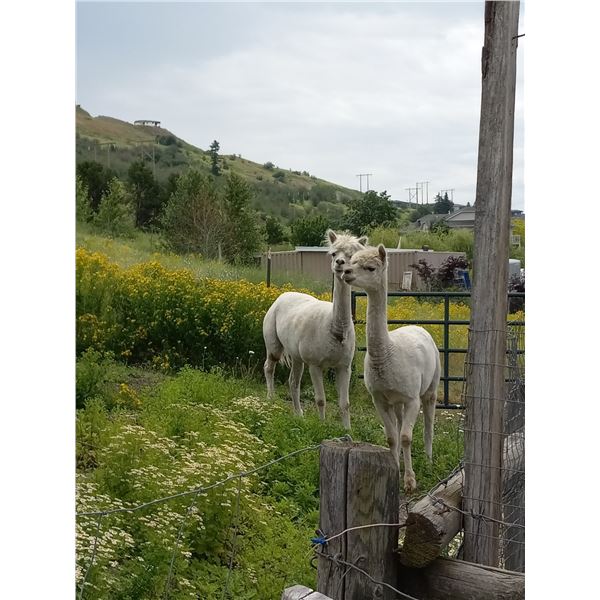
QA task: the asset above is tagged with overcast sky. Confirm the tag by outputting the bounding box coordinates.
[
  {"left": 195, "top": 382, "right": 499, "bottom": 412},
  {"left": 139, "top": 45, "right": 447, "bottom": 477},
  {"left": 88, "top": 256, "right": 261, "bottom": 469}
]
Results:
[{"left": 76, "top": 1, "right": 524, "bottom": 210}]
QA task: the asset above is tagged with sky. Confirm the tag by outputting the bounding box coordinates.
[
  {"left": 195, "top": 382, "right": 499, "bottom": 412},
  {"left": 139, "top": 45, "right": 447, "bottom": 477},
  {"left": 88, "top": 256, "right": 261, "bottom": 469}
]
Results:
[{"left": 76, "top": 1, "right": 525, "bottom": 209}]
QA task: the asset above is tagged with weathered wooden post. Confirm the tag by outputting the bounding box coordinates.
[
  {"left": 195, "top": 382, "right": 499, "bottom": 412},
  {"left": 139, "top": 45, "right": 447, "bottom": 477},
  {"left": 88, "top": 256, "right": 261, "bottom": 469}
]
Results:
[
  {"left": 266, "top": 247, "right": 272, "bottom": 287},
  {"left": 317, "top": 441, "right": 400, "bottom": 600},
  {"left": 463, "top": 0, "right": 520, "bottom": 567}
]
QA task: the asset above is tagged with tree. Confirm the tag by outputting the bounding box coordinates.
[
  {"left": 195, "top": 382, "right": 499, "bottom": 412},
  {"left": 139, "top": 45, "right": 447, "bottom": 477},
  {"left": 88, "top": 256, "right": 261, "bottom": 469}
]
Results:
[
  {"left": 76, "top": 176, "right": 93, "bottom": 223},
  {"left": 222, "top": 173, "right": 263, "bottom": 264},
  {"left": 209, "top": 140, "right": 221, "bottom": 176},
  {"left": 161, "top": 170, "right": 224, "bottom": 257},
  {"left": 264, "top": 216, "right": 286, "bottom": 245},
  {"left": 343, "top": 190, "right": 398, "bottom": 235},
  {"left": 433, "top": 192, "right": 454, "bottom": 214},
  {"left": 127, "top": 160, "right": 163, "bottom": 229},
  {"left": 290, "top": 214, "right": 330, "bottom": 246},
  {"left": 94, "top": 178, "right": 135, "bottom": 237},
  {"left": 76, "top": 161, "right": 114, "bottom": 212},
  {"left": 409, "top": 204, "right": 434, "bottom": 222}
]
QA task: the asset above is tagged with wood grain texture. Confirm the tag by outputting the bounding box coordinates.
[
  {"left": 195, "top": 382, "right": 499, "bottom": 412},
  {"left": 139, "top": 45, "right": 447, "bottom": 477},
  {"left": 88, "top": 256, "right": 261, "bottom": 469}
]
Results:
[
  {"left": 464, "top": 0, "right": 521, "bottom": 567},
  {"left": 344, "top": 444, "right": 400, "bottom": 600},
  {"left": 317, "top": 441, "right": 351, "bottom": 598},
  {"left": 399, "top": 469, "right": 463, "bottom": 568},
  {"left": 397, "top": 556, "right": 524, "bottom": 600}
]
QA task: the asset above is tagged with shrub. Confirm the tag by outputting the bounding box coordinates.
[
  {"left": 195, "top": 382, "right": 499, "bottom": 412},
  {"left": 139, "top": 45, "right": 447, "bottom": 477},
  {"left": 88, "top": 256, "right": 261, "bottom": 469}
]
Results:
[
  {"left": 94, "top": 178, "right": 136, "bottom": 238},
  {"left": 76, "top": 248, "right": 324, "bottom": 370},
  {"left": 410, "top": 256, "right": 470, "bottom": 291}
]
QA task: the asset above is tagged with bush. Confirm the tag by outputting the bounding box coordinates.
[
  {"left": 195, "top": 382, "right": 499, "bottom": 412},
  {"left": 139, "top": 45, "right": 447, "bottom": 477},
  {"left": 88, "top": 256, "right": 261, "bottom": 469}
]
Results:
[
  {"left": 94, "top": 178, "right": 136, "bottom": 237},
  {"left": 76, "top": 248, "right": 324, "bottom": 370},
  {"left": 410, "top": 256, "right": 470, "bottom": 291},
  {"left": 290, "top": 214, "right": 329, "bottom": 246}
]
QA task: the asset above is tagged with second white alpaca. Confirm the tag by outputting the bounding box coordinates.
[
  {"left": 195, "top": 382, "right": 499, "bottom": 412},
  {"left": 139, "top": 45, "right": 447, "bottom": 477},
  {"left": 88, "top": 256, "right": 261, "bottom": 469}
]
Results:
[
  {"left": 342, "top": 244, "right": 440, "bottom": 491},
  {"left": 262, "top": 230, "right": 367, "bottom": 429}
]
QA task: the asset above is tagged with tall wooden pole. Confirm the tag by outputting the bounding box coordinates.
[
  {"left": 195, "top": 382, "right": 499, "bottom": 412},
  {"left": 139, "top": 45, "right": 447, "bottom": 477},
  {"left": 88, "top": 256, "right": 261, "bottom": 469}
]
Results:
[{"left": 463, "top": 1, "right": 520, "bottom": 567}]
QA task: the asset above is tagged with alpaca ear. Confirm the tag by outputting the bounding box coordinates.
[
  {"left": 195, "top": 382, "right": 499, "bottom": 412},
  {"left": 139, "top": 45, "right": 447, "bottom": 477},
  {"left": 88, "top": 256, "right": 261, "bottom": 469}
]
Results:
[
  {"left": 378, "top": 244, "right": 387, "bottom": 263},
  {"left": 358, "top": 236, "right": 368, "bottom": 246},
  {"left": 327, "top": 229, "right": 337, "bottom": 244}
]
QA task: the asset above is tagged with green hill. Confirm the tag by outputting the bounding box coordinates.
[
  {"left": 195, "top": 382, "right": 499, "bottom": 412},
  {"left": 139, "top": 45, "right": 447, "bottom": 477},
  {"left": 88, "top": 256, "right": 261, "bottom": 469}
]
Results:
[{"left": 76, "top": 106, "right": 363, "bottom": 222}]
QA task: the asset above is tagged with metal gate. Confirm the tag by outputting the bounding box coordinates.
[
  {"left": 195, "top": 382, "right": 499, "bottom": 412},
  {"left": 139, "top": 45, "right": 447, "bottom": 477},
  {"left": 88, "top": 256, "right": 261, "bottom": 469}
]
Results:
[{"left": 350, "top": 291, "right": 525, "bottom": 408}]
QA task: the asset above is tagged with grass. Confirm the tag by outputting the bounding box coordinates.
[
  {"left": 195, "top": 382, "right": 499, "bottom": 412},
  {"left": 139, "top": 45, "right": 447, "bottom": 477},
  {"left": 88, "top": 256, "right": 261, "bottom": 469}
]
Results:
[
  {"left": 76, "top": 354, "right": 463, "bottom": 599},
  {"left": 76, "top": 225, "right": 332, "bottom": 293}
]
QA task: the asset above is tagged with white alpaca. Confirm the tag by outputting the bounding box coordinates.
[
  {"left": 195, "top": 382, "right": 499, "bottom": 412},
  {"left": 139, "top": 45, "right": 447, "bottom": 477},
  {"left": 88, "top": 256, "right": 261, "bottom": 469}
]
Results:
[
  {"left": 342, "top": 244, "right": 440, "bottom": 491},
  {"left": 262, "top": 230, "right": 367, "bottom": 429}
]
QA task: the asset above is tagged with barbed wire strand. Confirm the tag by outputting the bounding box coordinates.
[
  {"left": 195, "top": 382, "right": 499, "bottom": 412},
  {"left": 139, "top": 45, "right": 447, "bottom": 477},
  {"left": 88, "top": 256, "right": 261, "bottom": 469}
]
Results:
[
  {"left": 162, "top": 486, "right": 204, "bottom": 599},
  {"left": 222, "top": 476, "right": 243, "bottom": 600},
  {"left": 426, "top": 493, "right": 525, "bottom": 530},
  {"left": 318, "top": 551, "right": 420, "bottom": 600},
  {"left": 78, "top": 438, "right": 350, "bottom": 519},
  {"left": 77, "top": 513, "right": 103, "bottom": 600}
]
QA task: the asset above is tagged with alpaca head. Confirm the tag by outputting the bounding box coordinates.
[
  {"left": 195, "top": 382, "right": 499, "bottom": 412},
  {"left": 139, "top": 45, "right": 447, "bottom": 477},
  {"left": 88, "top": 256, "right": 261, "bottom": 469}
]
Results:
[
  {"left": 342, "top": 244, "right": 387, "bottom": 292},
  {"left": 326, "top": 230, "right": 368, "bottom": 280}
]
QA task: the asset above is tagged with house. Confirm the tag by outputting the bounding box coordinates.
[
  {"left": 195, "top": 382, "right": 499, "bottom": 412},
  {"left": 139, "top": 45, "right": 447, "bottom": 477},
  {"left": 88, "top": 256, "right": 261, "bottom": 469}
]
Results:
[
  {"left": 415, "top": 214, "right": 448, "bottom": 231},
  {"left": 444, "top": 205, "right": 476, "bottom": 229}
]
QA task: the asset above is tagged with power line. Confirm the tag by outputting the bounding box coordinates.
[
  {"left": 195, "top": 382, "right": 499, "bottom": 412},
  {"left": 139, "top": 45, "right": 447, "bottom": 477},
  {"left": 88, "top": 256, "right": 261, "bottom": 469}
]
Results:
[{"left": 356, "top": 173, "right": 373, "bottom": 193}]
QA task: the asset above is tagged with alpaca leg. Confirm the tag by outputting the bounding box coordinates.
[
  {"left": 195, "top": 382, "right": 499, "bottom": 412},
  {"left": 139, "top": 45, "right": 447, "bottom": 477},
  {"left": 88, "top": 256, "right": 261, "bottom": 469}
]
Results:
[
  {"left": 422, "top": 392, "right": 436, "bottom": 463},
  {"left": 264, "top": 354, "right": 278, "bottom": 400},
  {"left": 288, "top": 358, "right": 305, "bottom": 417},
  {"left": 399, "top": 400, "right": 420, "bottom": 492},
  {"left": 308, "top": 365, "right": 326, "bottom": 420},
  {"left": 335, "top": 365, "right": 352, "bottom": 430},
  {"left": 372, "top": 393, "right": 399, "bottom": 466}
]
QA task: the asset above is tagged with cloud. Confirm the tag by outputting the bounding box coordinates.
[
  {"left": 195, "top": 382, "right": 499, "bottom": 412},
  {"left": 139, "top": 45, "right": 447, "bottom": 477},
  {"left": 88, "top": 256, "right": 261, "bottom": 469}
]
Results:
[{"left": 77, "top": 2, "right": 524, "bottom": 208}]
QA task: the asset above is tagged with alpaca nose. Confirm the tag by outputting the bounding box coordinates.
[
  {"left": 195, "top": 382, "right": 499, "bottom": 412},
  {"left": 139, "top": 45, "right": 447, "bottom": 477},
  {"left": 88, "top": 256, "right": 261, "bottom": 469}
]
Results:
[
  {"left": 344, "top": 268, "right": 353, "bottom": 275},
  {"left": 336, "top": 258, "right": 345, "bottom": 266}
]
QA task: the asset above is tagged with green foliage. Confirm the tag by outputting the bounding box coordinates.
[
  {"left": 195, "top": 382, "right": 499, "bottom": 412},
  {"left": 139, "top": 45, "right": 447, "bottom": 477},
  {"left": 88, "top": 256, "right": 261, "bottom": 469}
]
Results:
[
  {"left": 263, "top": 161, "right": 275, "bottom": 170},
  {"left": 94, "top": 177, "right": 136, "bottom": 237},
  {"left": 209, "top": 140, "right": 221, "bottom": 175},
  {"left": 76, "top": 360, "right": 463, "bottom": 599},
  {"left": 222, "top": 174, "right": 264, "bottom": 264},
  {"left": 127, "top": 160, "right": 163, "bottom": 229},
  {"left": 433, "top": 192, "right": 454, "bottom": 215},
  {"left": 161, "top": 170, "right": 224, "bottom": 257},
  {"left": 272, "top": 170, "right": 286, "bottom": 182},
  {"left": 409, "top": 203, "right": 434, "bottom": 222},
  {"left": 77, "top": 160, "right": 115, "bottom": 211},
  {"left": 290, "top": 214, "right": 330, "bottom": 246},
  {"left": 76, "top": 175, "right": 93, "bottom": 223},
  {"left": 366, "top": 225, "right": 400, "bottom": 248},
  {"left": 76, "top": 248, "right": 316, "bottom": 370},
  {"left": 400, "top": 229, "right": 474, "bottom": 259},
  {"left": 343, "top": 190, "right": 398, "bottom": 235},
  {"left": 264, "top": 216, "right": 286, "bottom": 245}
]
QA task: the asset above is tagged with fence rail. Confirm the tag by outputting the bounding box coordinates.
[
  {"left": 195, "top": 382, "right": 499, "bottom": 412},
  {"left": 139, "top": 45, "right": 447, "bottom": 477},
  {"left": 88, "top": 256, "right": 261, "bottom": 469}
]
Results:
[{"left": 350, "top": 291, "right": 525, "bottom": 408}]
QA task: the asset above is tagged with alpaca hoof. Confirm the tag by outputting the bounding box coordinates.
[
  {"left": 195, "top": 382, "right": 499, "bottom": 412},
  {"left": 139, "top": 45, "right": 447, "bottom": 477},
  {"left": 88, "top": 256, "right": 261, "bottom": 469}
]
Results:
[{"left": 404, "top": 474, "right": 417, "bottom": 493}]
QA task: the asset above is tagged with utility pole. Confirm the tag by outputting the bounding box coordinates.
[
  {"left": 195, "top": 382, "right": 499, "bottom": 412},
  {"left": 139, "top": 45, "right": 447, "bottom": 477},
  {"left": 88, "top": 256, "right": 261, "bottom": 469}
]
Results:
[
  {"left": 405, "top": 187, "right": 418, "bottom": 208},
  {"left": 356, "top": 173, "right": 373, "bottom": 193},
  {"left": 417, "top": 181, "right": 429, "bottom": 204},
  {"left": 97, "top": 142, "right": 113, "bottom": 169}
]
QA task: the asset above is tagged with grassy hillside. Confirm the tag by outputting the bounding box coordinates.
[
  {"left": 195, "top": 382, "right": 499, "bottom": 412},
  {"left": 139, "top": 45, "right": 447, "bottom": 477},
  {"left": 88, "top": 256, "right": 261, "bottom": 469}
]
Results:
[{"left": 76, "top": 106, "right": 362, "bottom": 222}]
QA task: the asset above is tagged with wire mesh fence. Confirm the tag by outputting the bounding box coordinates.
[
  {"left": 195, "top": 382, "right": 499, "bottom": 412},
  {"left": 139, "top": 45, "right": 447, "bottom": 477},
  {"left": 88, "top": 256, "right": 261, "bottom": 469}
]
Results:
[{"left": 460, "top": 323, "right": 525, "bottom": 572}]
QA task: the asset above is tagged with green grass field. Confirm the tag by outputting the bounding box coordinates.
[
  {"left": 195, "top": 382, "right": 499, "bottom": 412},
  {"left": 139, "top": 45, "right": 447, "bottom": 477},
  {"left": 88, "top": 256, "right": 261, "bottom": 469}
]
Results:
[{"left": 76, "top": 229, "right": 467, "bottom": 598}]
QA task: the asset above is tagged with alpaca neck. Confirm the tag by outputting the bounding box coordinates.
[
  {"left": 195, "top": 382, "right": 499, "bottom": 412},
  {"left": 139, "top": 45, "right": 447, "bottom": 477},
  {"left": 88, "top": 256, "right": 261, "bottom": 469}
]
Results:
[
  {"left": 330, "top": 275, "right": 353, "bottom": 343},
  {"left": 366, "top": 273, "right": 391, "bottom": 359}
]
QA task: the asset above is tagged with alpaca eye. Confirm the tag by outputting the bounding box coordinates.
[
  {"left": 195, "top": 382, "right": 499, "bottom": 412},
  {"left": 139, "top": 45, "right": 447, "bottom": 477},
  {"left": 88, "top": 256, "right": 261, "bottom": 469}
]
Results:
[{"left": 366, "top": 267, "right": 375, "bottom": 272}]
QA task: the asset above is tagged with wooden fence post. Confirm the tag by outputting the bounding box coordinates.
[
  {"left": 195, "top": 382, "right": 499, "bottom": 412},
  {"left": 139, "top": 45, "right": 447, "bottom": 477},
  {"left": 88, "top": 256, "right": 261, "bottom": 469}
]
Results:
[
  {"left": 463, "top": 0, "right": 520, "bottom": 567},
  {"left": 317, "top": 441, "right": 400, "bottom": 600}
]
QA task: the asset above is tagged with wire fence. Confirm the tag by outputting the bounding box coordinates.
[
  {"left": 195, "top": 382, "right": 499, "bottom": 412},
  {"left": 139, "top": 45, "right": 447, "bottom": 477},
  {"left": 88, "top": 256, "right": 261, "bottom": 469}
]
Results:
[
  {"left": 77, "top": 328, "right": 525, "bottom": 598},
  {"left": 460, "top": 323, "right": 525, "bottom": 572},
  {"left": 76, "top": 436, "right": 350, "bottom": 600}
]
